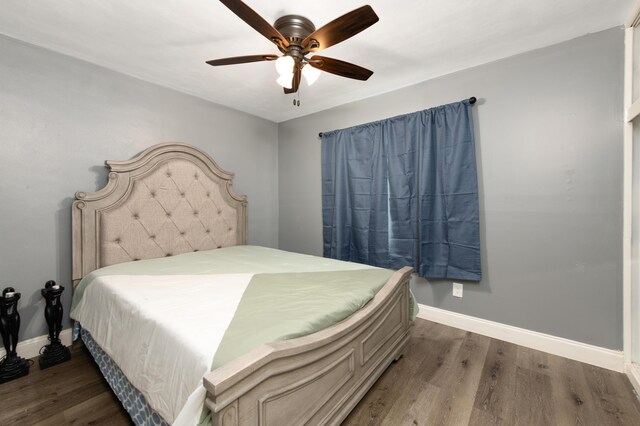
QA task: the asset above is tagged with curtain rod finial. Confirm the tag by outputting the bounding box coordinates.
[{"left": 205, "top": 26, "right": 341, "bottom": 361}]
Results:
[{"left": 469, "top": 97, "right": 476, "bottom": 105}]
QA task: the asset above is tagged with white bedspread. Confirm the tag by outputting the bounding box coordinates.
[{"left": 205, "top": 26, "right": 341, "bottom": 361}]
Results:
[{"left": 71, "top": 274, "right": 253, "bottom": 425}]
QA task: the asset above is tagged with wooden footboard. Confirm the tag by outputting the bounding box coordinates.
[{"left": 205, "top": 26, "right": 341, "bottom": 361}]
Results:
[{"left": 203, "top": 266, "right": 413, "bottom": 426}]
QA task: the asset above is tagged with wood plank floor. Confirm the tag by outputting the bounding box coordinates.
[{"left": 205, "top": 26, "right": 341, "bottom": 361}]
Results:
[
  {"left": 343, "top": 320, "right": 640, "bottom": 426},
  {"left": 1, "top": 319, "right": 639, "bottom": 425}
]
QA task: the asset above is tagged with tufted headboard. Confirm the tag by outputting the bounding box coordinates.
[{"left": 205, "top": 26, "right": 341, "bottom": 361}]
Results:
[{"left": 71, "top": 142, "right": 247, "bottom": 287}]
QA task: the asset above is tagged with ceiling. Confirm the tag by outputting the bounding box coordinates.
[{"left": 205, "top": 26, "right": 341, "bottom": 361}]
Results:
[{"left": 0, "top": 0, "right": 633, "bottom": 123}]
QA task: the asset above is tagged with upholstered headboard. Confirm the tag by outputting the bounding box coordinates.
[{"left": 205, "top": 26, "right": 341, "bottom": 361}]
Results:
[{"left": 72, "top": 142, "right": 247, "bottom": 287}]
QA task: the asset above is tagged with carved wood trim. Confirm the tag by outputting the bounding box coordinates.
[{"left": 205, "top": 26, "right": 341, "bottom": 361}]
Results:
[
  {"left": 257, "top": 350, "right": 355, "bottom": 425},
  {"left": 360, "top": 291, "right": 404, "bottom": 366},
  {"left": 220, "top": 400, "right": 239, "bottom": 426}
]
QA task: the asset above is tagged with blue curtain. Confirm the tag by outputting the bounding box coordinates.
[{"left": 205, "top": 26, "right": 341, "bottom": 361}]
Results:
[{"left": 321, "top": 99, "right": 481, "bottom": 281}]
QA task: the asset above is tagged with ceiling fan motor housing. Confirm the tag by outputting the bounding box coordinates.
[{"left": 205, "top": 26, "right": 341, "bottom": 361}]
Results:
[
  {"left": 274, "top": 15, "right": 315, "bottom": 43},
  {"left": 274, "top": 15, "right": 318, "bottom": 58}
]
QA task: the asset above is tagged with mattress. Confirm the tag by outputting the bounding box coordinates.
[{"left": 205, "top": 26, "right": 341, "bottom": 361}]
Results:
[{"left": 70, "top": 246, "right": 400, "bottom": 425}]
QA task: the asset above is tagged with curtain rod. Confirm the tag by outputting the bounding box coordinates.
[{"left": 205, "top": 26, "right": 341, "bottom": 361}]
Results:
[{"left": 318, "top": 96, "right": 477, "bottom": 138}]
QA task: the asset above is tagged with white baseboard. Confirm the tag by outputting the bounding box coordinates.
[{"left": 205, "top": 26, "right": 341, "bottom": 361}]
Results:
[
  {"left": 417, "top": 304, "right": 624, "bottom": 373},
  {"left": 0, "top": 328, "right": 73, "bottom": 361},
  {"left": 626, "top": 362, "right": 640, "bottom": 396}
]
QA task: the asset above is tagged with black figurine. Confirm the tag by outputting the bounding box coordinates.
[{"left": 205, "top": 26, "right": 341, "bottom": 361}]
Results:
[
  {"left": 39, "top": 280, "right": 70, "bottom": 369},
  {"left": 0, "top": 287, "right": 30, "bottom": 384}
]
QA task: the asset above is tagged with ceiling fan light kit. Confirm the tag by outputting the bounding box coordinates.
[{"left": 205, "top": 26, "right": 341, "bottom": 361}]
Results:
[
  {"left": 276, "top": 72, "right": 294, "bottom": 89},
  {"left": 207, "top": 0, "right": 379, "bottom": 96},
  {"left": 301, "top": 64, "right": 321, "bottom": 85},
  {"left": 275, "top": 55, "right": 320, "bottom": 88},
  {"left": 275, "top": 55, "right": 295, "bottom": 76}
]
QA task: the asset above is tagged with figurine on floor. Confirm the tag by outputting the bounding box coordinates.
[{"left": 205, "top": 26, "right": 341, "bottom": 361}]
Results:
[
  {"left": 43, "top": 281, "right": 64, "bottom": 344},
  {"left": 39, "top": 280, "right": 70, "bottom": 369},
  {"left": 0, "top": 287, "right": 30, "bottom": 383}
]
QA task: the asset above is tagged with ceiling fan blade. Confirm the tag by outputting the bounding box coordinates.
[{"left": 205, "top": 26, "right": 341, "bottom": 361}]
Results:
[
  {"left": 283, "top": 68, "right": 302, "bottom": 94},
  {"left": 206, "top": 54, "right": 278, "bottom": 66},
  {"left": 219, "top": 0, "right": 289, "bottom": 48},
  {"left": 302, "top": 5, "right": 379, "bottom": 52},
  {"left": 308, "top": 56, "right": 373, "bottom": 81}
]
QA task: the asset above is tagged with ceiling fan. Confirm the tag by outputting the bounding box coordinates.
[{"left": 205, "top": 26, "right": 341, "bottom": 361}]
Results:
[{"left": 206, "top": 0, "right": 379, "bottom": 95}]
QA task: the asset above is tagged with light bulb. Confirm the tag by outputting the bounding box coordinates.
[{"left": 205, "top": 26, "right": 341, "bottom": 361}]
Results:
[
  {"left": 275, "top": 56, "right": 294, "bottom": 76},
  {"left": 276, "top": 72, "right": 293, "bottom": 89},
  {"left": 302, "top": 64, "right": 321, "bottom": 86}
]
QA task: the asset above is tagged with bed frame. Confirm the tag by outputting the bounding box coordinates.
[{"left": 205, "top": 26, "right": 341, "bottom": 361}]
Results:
[{"left": 72, "top": 142, "right": 413, "bottom": 426}]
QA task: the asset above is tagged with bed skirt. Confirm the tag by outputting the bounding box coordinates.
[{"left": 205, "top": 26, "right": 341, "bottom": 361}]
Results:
[{"left": 80, "top": 327, "right": 169, "bottom": 426}]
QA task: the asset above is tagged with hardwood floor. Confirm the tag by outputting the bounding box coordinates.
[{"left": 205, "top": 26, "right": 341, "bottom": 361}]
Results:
[
  {"left": 1, "top": 319, "right": 639, "bottom": 425},
  {"left": 343, "top": 320, "right": 640, "bottom": 426},
  {"left": 0, "top": 341, "right": 132, "bottom": 426}
]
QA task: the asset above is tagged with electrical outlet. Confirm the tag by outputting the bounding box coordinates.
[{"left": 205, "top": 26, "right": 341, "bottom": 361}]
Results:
[{"left": 453, "top": 282, "right": 463, "bottom": 298}]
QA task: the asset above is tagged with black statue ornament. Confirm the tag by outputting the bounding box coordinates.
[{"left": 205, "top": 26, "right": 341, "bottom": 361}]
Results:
[
  {"left": 39, "top": 280, "right": 70, "bottom": 369},
  {"left": 0, "top": 287, "right": 30, "bottom": 384}
]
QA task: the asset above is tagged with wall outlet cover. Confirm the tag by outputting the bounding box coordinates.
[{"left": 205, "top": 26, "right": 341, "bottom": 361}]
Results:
[{"left": 453, "top": 282, "right": 463, "bottom": 298}]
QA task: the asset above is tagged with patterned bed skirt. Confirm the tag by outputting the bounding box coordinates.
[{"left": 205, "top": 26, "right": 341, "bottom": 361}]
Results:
[{"left": 79, "top": 326, "right": 169, "bottom": 426}]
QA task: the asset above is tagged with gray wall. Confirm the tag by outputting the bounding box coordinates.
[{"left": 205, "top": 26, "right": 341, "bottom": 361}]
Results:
[
  {"left": 0, "top": 35, "right": 279, "bottom": 341},
  {"left": 278, "top": 28, "right": 624, "bottom": 349}
]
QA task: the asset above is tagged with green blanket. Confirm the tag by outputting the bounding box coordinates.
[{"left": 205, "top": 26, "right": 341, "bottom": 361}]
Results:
[{"left": 211, "top": 268, "right": 394, "bottom": 368}]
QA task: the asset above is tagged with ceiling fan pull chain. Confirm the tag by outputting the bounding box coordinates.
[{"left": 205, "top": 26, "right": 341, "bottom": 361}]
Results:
[{"left": 293, "top": 86, "right": 301, "bottom": 107}]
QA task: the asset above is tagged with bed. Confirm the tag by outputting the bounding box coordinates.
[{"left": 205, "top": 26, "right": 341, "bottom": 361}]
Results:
[{"left": 70, "top": 142, "right": 414, "bottom": 426}]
